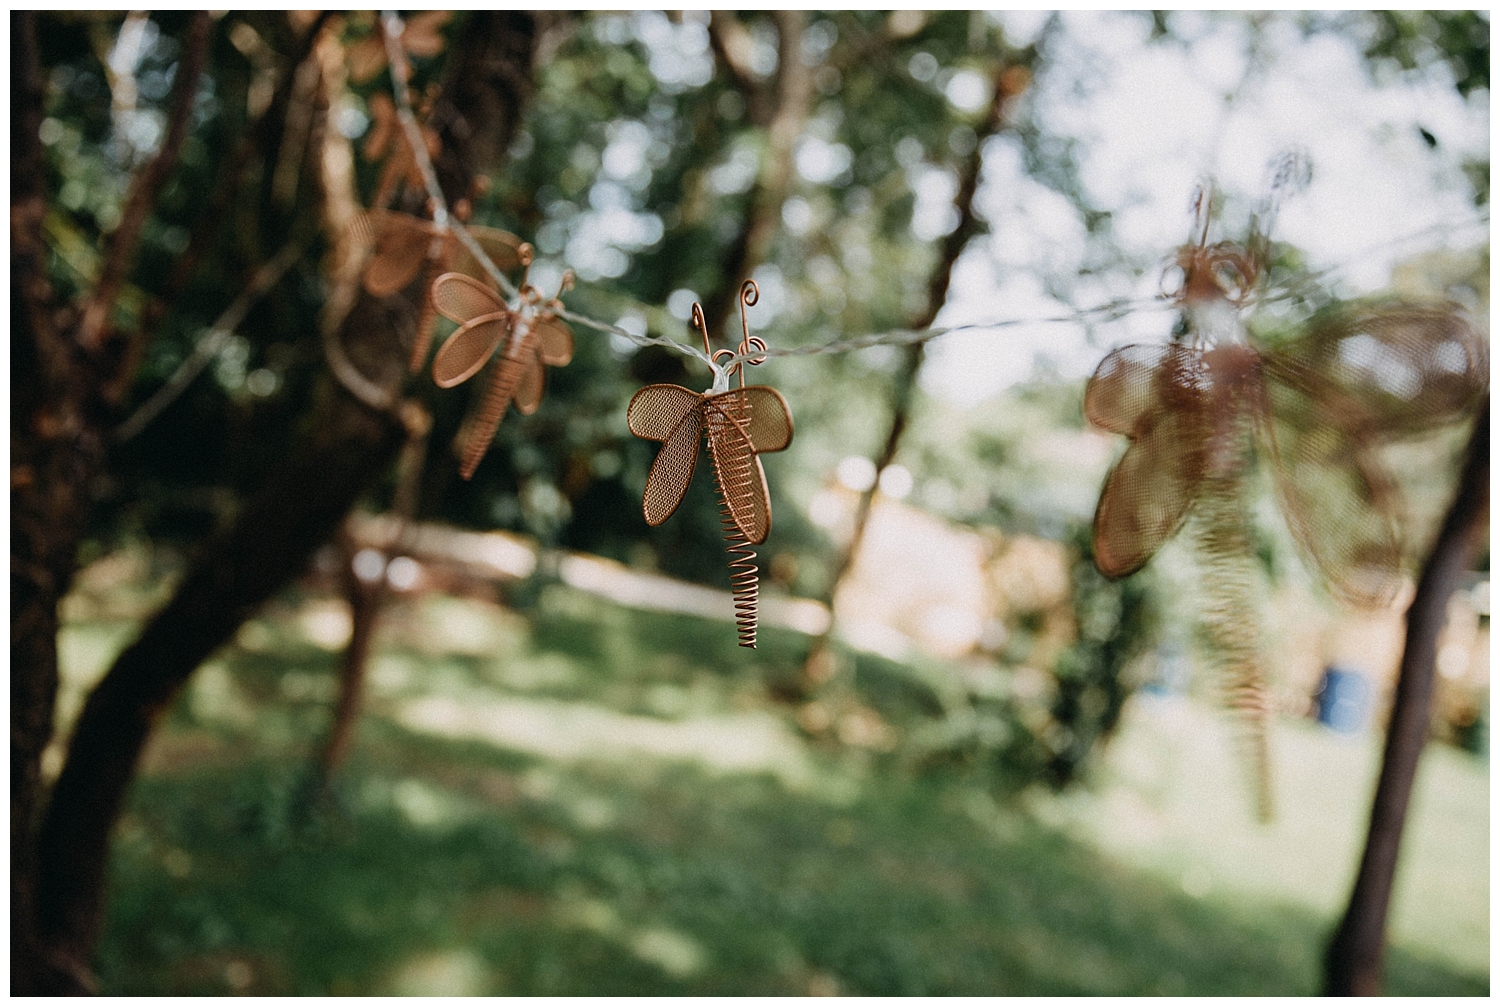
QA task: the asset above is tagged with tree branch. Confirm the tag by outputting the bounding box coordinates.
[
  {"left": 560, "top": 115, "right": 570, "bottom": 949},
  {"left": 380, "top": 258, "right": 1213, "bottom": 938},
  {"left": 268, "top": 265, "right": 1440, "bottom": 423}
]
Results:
[
  {"left": 308, "top": 407, "right": 432, "bottom": 803},
  {"left": 78, "top": 12, "right": 213, "bottom": 351},
  {"left": 803, "top": 61, "right": 1023, "bottom": 687},
  {"left": 700, "top": 11, "right": 813, "bottom": 340},
  {"left": 11, "top": 14, "right": 71, "bottom": 993},
  {"left": 101, "top": 13, "right": 333, "bottom": 407},
  {"left": 112, "top": 240, "right": 305, "bottom": 442},
  {"left": 708, "top": 11, "right": 760, "bottom": 102},
  {"left": 1324, "top": 398, "right": 1490, "bottom": 995}
]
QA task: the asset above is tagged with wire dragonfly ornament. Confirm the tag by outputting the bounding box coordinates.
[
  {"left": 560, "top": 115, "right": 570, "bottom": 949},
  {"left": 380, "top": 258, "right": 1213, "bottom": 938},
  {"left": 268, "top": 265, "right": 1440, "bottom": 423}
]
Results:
[
  {"left": 628, "top": 281, "right": 795, "bottom": 647},
  {"left": 1085, "top": 159, "right": 1487, "bottom": 820},
  {"left": 362, "top": 91, "right": 443, "bottom": 212},
  {"left": 428, "top": 249, "right": 576, "bottom": 479},
  {"left": 359, "top": 201, "right": 527, "bottom": 373}
]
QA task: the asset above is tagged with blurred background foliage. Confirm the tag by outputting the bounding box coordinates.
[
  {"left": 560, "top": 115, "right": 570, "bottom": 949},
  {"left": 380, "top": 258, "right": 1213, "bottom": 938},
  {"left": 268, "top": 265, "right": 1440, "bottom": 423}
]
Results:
[{"left": 28, "top": 9, "right": 1487, "bottom": 995}]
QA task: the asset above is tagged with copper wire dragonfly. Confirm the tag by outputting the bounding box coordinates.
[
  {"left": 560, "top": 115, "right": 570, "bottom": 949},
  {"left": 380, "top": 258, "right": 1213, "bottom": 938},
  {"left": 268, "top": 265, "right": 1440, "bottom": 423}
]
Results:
[
  {"left": 427, "top": 253, "right": 575, "bottom": 480},
  {"left": 1086, "top": 172, "right": 1486, "bottom": 820},
  {"left": 627, "top": 281, "right": 794, "bottom": 647},
  {"left": 361, "top": 203, "right": 527, "bottom": 373},
  {"left": 362, "top": 91, "right": 443, "bottom": 211}
]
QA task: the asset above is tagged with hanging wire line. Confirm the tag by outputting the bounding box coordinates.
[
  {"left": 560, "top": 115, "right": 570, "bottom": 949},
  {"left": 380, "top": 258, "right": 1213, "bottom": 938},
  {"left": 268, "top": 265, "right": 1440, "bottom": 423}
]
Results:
[
  {"left": 376, "top": 11, "right": 1487, "bottom": 380},
  {"left": 98, "top": 16, "right": 1485, "bottom": 452}
]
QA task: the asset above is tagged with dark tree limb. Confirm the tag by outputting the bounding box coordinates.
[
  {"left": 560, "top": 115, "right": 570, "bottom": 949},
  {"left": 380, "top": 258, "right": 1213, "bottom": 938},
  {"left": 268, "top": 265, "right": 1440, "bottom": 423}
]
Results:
[
  {"left": 1324, "top": 398, "right": 1489, "bottom": 996},
  {"left": 104, "top": 12, "right": 333, "bottom": 406},
  {"left": 10, "top": 13, "right": 217, "bottom": 991},
  {"left": 77, "top": 12, "right": 212, "bottom": 352},
  {"left": 707, "top": 11, "right": 761, "bottom": 104},
  {"left": 309, "top": 407, "right": 432, "bottom": 801},
  {"left": 699, "top": 11, "right": 813, "bottom": 340},
  {"left": 314, "top": 537, "right": 388, "bottom": 797},
  {"left": 34, "top": 397, "right": 408, "bottom": 990},
  {"left": 30, "top": 14, "right": 539, "bottom": 991}
]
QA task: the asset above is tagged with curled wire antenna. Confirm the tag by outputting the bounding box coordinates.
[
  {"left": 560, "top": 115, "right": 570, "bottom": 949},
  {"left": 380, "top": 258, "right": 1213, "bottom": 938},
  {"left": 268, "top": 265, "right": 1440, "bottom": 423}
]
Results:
[
  {"left": 712, "top": 280, "right": 770, "bottom": 380},
  {"left": 739, "top": 278, "right": 759, "bottom": 324},
  {"left": 1162, "top": 183, "right": 1258, "bottom": 310},
  {"left": 1250, "top": 149, "right": 1311, "bottom": 264},
  {"left": 553, "top": 268, "right": 576, "bottom": 303},
  {"left": 692, "top": 301, "right": 711, "bottom": 355}
]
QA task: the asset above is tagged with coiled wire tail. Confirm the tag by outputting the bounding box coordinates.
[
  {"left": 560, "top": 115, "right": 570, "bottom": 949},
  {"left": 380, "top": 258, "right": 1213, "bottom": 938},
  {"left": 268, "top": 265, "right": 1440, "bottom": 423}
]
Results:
[{"left": 710, "top": 392, "right": 763, "bottom": 647}]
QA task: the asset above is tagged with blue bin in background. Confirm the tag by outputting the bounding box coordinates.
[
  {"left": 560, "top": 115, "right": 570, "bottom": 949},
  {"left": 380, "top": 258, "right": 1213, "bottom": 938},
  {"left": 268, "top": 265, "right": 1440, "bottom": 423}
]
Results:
[
  {"left": 1315, "top": 667, "right": 1370, "bottom": 733},
  {"left": 1141, "top": 645, "right": 1191, "bottom": 697}
]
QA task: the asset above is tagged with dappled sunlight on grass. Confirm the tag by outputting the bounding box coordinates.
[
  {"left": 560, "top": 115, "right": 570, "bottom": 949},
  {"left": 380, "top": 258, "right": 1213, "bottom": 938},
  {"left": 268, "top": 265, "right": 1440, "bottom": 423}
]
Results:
[
  {"left": 1035, "top": 693, "right": 1489, "bottom": 974},
  {"left": 52, "top": 561, "right": 1487, "bottom": 996},
  {"left": 395, "top": 694, "right": 820, "bottom": 793},
  {"left": 98, "top": 746, "right": 1482, "bottom": 996}
]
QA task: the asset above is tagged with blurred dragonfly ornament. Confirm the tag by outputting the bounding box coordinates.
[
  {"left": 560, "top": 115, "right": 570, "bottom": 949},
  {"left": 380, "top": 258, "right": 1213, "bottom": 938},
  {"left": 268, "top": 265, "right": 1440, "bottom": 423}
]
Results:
[
  {"left": 1086, "top": 163, "right": 1486, "bottom": 820},
  {"left": 362, "top": 91, "right": 443, "bottom": 211},
  {"left": 429, "top": 249, "right": 575, "bottom": 479},
  {"left": 627, "top": 281, "right": 794, "bottom": 647},
  {"left": 360, "top": 200, "right": 527, "bottom": 372},
  {"left": 346, "top": 11, "right": 451, "bottom": 84}
]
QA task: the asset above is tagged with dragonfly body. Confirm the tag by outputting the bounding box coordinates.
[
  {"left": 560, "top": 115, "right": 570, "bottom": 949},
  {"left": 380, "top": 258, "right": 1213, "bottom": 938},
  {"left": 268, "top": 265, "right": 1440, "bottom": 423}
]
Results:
[{"left": 460, "top": 311, "right": 545, "bottom": 481}]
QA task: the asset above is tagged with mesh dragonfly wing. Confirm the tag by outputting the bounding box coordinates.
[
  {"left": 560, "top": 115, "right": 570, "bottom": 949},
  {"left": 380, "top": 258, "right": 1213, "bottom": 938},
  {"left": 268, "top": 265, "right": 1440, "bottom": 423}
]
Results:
[
  {"left": 513, "top": 354, "right": 545, "bottom": 415},
  {"left": 1265, "top": 302, "right": 1486, "bottom": 436},
  {"left": 432, "top": 313, "right": 509, "bottom": 388},
  {"left": 638, "top": 400, "right": 703, "bottom": 527},
  {"left": 533, "top": 316, "right": 575, "bottom": 367},
  {"left": 364, "top": 211, "right": 436, "bottom": 297},
  {"left": 712, "top": 386, "right": 793, "bottom": 453},
  {"left": 431, "top": 271, "right": 507, "bottom": 325},
  {"left": 1259, "top": 363, "right": 1404, "bottom": 608},
  {"left": 453, "top": 226, "right": 525, "bottom": 280},
  {"left": 1087, "top": 345, "right": 1213, "bottom": 578}
]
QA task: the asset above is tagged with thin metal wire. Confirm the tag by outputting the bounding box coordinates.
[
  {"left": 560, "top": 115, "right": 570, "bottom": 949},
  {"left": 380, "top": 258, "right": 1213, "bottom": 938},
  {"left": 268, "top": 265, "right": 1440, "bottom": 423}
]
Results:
[{"left": 376, "top": 13, "right": 1488, "bottom": 380}]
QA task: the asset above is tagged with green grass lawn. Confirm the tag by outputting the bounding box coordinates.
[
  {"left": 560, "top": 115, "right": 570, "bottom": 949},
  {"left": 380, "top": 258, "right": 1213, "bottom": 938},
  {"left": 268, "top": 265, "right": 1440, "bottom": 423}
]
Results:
[{"left": 56, "top": 573, "right": 1488, "bottom": 995}]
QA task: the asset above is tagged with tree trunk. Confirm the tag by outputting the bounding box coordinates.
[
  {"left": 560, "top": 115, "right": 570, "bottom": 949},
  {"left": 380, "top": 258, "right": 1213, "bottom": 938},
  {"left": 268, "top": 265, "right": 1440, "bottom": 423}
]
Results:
[
  {"left": 27, "top": 13, "right": 538, "bottom": 992},
  {"left": 801, "top": 62, "right": 1022, "bottom": 690},
  {"left": 12, "top": 13, "right": 213, "bottom": 992},
  {"left": 11, "top": 13, "right": 73, "bottom": 990},
  {"left": 309, "top": 414, "right": 431, "bottom": 801},
  {"left": 1323, "top": 399, "right": 1489, "bottom": 995}
]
